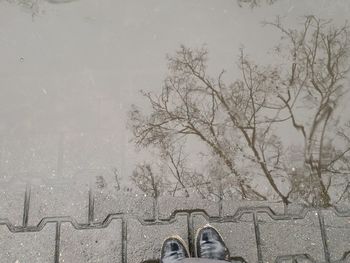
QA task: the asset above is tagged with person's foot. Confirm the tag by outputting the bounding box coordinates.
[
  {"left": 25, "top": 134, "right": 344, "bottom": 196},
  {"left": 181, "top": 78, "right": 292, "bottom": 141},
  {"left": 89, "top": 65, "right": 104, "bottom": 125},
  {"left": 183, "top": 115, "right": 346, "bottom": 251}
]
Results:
[
  {"left": 160, "top": 235, "right": 190, "bottom": 263},
  {"left": 195, "top": 225, "right": 230, "bottom": 261}
]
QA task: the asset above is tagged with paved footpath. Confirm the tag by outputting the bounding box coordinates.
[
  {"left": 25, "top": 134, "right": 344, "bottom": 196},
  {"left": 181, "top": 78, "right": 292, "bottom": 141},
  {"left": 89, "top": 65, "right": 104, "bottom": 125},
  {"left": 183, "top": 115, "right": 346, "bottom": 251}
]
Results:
[{"left": 0, "top": 182, "right": 350, "bottom": 263}]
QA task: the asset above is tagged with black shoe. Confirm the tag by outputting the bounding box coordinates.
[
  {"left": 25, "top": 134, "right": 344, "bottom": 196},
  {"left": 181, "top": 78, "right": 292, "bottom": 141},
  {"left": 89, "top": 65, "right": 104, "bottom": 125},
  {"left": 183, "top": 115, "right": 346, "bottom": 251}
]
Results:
[
  {"left": 160, "top": 235, "right": 190, "bottom": 263},
  {"left": 195, "top": 225, "right": 230, "bottom": 261}
]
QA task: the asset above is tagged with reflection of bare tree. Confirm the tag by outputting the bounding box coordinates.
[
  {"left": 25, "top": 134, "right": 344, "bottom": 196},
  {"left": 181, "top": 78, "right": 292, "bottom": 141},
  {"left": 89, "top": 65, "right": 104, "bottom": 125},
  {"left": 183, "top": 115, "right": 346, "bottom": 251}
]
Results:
[
  {"left": 131, "top": 164, "right": 165, "bottom": 198},
  {"left": 112, "top": 167, "right": 121, "bottom": 191},
  {"left": 95, "top": 175, "right": 107, "bottom": 189},
  {"left": 237, "top": 0, "right": 277, "bottom": 8},
  {"left": 5, "top": 0, "right": 40, "bottom": 16},
  {"left": 129, "top": 16, "right": 350, "bottom": 207},
  {"left": 337, "top": 182, "right": 350, "bottom": 203},
  {"left": 129, "top": 44, "right": 288, "bottom": 203},
  {"left": 131, "top": 141, "right": 212, "bottom": 198},
  {"left": 159, "top": 141, "right": 191, "bottom": 197},
  {"left": 267, "top": 16, "right": 350, "bottom": 206},
  {"left": 331, "top": 122, "right": 350, "bottom": 174},
  {"left": 4, "top": 0, "right": 79, "bottom": 17},
  {"left": 328, "top": 122, "right": 350, "bottom": 204}
]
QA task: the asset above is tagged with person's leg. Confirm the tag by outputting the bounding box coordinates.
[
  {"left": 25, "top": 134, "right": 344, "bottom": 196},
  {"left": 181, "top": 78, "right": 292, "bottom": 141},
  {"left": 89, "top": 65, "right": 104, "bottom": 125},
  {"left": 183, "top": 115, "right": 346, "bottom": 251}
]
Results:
[
  {"left": 195, "top": 225, "right": 230, "bottom": 261},
  {"left": 160, "top": 235, "right": 190, "bottom": 263}
]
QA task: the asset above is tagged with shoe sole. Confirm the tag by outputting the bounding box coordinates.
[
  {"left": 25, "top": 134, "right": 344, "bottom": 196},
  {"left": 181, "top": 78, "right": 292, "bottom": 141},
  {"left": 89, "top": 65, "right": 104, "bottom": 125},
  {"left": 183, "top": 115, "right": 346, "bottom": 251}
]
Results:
[
  {"left": 194, "top": 224, "right": 228, "bottom": 258},
  {"left": 160, "top": 234, "right": 191, "bottom": 259}
]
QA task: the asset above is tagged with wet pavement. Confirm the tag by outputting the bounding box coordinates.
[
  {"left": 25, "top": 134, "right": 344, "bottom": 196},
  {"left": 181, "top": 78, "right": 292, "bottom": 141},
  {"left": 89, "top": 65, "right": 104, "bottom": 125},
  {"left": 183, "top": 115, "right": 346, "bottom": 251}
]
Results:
[
  {"left": 0, "top": 181, "right": 349, "bottom": 263},
  {"left": 1, "top": 1, "right": 350, "bottom": 263}
]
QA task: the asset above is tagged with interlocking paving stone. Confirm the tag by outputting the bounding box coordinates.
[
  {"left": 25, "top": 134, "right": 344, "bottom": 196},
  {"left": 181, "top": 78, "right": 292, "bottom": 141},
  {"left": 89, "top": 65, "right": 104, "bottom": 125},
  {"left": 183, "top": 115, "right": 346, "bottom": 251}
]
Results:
[
  {"left": 0, "top": 180, "right": 26, "bottom": 226},
  {"left": 93, "top": 189, "right": 154, "bottom": 222},
  {"left": 192, "top": 214, "right": 258, "bottom": 263},
  {"left": 158, "top": 195, "right": 220, "bottom": 219},
  {"left": 127, "top": 215, "right": 188, "bottom": 263},
  {"left": 222, "top": 200, "right": 285, "bottom": 217},
  {"left": 0, "top": 223, "right": 56, "bottom": 262},
  {"left": 1, "top": 189, "right": 349, "bottom": 263},
  {"left": 274, "top": 255, "right": 315, "bottom": 263},
  {"left": 284, "top": 203, "right": 306, "bottom": 216},
  {"left": 322, "top": 210, "right": 350, "bottom": 262},
  {"left": 258, "top": 210, "right": 325, "bottom": 263},
  {"left": 59, "top": 219, "right": 123, "bottom": 263},
  {"left": 28, "top": 178, "right": 89, "bottom": 226}
]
